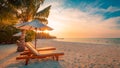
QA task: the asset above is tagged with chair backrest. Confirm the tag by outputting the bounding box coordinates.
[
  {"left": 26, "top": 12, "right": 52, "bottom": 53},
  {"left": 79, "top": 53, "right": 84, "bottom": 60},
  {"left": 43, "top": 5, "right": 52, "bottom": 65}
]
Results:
[
  {"left": 25, "top": 42, "right": 39, "bottom": 55},
  {"left": 27, "top": 42, "right": 34, "bottom": 47}
]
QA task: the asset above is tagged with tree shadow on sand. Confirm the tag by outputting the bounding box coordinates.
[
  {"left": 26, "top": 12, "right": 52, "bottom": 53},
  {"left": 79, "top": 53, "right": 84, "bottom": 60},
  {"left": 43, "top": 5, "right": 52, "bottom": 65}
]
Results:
[{"left": 0, "top": 51, "right": 19, "bottom": 64}]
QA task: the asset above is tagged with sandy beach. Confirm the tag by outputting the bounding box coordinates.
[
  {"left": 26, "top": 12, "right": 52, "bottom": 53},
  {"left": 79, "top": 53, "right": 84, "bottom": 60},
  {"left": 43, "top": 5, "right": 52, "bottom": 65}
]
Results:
[{"left": 0, "top": 39, "right": 120, "bottom": 68}]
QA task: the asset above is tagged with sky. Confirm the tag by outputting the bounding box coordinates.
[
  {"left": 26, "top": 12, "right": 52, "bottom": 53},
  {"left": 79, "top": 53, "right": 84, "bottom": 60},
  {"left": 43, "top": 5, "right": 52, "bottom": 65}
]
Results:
[{"left": 40, "top": 0, "right": 120, "bottom": 38}]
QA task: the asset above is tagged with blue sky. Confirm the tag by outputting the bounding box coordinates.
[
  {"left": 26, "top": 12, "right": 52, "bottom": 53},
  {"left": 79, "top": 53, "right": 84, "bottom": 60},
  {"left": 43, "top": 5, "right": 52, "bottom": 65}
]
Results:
[
  {"left": 64, "top": 0, "right": 120, "bottom": 8},
  {"left": 64, "top": 0, "right": 120, "bottom": 19},
  {"left": 41, "top": 0, "right": 120, "bottom": 38}
]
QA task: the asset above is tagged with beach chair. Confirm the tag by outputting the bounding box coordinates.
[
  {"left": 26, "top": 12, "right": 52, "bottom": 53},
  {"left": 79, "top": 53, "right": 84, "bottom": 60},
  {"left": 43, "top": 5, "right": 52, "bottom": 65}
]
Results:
[
  {"left": 26, "top": 42, "right": 56, "bottom": 51},
  {"left": 16, "top": 42, "right": 64, "bottom": 65},
  {"left": 21, "top": 42, "right": 56, "bottom": 55}
]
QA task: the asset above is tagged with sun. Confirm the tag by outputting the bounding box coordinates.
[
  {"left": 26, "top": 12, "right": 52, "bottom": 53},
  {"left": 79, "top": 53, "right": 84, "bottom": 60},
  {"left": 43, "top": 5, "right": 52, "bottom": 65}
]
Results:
[
  {"left": 33, "top": 30, "right": 50, "bottom": 33},
  {"left": 43, "top": 30, "right": 49, "bottom": 33}
]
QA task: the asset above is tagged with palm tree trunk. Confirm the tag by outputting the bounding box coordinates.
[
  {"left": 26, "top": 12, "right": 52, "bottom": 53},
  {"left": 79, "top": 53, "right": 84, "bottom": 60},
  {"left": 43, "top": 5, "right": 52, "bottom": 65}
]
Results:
[{"left": 17, "top": 29, "right": 26, "bottom": 52}]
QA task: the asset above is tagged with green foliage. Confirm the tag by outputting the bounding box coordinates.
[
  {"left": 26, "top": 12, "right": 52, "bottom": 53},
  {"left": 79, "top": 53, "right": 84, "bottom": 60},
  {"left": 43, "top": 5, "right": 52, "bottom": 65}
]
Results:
[
  {"left": 0, "top": 22, "right": 35, "bottom": 44},
  {"left": 25, "top": 31, "right": 35, "bottom": 42},
  {"left": 0, "top": 0, "right": 51, "bottom": 44},
  {"left": 0, "top": 23, "right": 19, "bottom": 44},
  {"left": 0, "top": 0, "right": 50, "bottom": 23},
  {"left": 37, "top": 32, "right": 56, "bottom": 39}
]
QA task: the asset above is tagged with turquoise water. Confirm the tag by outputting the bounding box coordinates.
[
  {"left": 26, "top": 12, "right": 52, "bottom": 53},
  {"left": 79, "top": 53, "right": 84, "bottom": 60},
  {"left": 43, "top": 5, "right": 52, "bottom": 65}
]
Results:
[{"left": 55, "top": 38, "right": 120, "bottom": 45}]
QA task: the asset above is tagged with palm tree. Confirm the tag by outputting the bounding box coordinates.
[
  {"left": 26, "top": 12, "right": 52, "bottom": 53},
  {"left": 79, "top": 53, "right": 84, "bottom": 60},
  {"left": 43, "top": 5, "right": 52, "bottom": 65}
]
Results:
[{"left": 0, "top": 0, "right": 51, "bottom": 51}]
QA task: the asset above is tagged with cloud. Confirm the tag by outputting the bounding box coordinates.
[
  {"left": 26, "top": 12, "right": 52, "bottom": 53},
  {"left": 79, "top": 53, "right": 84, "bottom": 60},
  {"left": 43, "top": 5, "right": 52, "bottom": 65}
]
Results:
[
  {"left": 38, "top": 0, "right": 64, "bottom": 12},
  {"left": 106, "top": 6, "right": 120, "bottom": 13},
  {"left": 78, "top": 2, "right": 120, "bottom": 14},
  {"left": 40, "top": 0, "right": 120, "bottom": 38}
]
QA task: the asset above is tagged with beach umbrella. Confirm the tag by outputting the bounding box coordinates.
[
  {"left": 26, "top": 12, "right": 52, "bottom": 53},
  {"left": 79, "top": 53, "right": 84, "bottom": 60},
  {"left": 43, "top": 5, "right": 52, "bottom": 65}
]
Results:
[
  {"left": 15, "top": 20, "right": 52, "bottom": 31},
  {"left": 14, "top": 19, "right": 53, "bottom": 48}
]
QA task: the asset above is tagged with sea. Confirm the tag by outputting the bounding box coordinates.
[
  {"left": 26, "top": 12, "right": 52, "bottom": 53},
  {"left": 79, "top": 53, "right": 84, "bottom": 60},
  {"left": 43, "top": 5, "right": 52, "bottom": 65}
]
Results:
[{"left": 54, "top": 38, "right": 120, "bottom": 45}]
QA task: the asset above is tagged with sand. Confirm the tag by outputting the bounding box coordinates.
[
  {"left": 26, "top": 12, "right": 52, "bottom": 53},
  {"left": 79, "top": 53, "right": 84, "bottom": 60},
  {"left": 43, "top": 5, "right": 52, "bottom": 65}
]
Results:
[{"left": 0, "top": 39, "right": 120, "bottom": 68}]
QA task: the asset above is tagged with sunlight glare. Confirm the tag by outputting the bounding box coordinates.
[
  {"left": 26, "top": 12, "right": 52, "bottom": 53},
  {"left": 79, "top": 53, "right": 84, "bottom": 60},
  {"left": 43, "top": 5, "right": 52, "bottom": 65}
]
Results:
[
  {"left": 43, "top": 30, "right": 49, "bottom": 33},
  {"left": 33, "top": 30, "right": 42, "bottom": 33}
]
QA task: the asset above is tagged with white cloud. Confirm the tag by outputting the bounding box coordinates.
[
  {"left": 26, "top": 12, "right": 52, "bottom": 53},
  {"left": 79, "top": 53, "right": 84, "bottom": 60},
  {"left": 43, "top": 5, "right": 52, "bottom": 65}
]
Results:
[
  {"left": 80, "top": 3, "right": 120, "bottom": 14},
  {"left": 41, "top": 0, "right": 120, "bottom": 38},
  {"left": 92, "top": 6, "right": 120, "bottom": 13},
  {"left": 106, "top": 6, "right": 120, "bottom": 12},
  {"left": 38, "top": 0, "right": 64, "bottom": 13}
]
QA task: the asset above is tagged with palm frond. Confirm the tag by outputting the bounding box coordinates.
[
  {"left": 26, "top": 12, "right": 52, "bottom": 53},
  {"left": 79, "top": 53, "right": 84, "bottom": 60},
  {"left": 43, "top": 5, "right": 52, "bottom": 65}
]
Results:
[
  {"left": 18, "top": 0, "right": 45, "bottom": 21},
  {"left": 33, "top": 0, "right": 44, "bottom": 16},
  {"left": 35, "top": 5, "right": 51, "bottom": 18}
]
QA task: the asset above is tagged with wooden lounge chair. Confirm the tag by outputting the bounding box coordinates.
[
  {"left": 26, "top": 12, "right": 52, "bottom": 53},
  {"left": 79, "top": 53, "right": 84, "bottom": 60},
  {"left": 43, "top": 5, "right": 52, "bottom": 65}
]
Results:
[
  {"left": 25, "top": 42, "right": 56, "bottom": 51},
  {"left": 21, "top": 42, "right": 56, "bottom": 55},
  {"left": 16, "top": 42, "right": 64, "bottom": 65}
]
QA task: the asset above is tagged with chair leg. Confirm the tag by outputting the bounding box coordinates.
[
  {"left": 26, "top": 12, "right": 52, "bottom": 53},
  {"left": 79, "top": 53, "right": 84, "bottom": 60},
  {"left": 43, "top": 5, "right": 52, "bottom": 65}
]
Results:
[
  {"left": 52, "top": 56, "right": 55, "bottom": 60},
  {"left": 55, "top": 56, "right": 59, "bottom": 61},
  {"left": 25, "top": 58, "right": 29, "bottom": 65}
]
